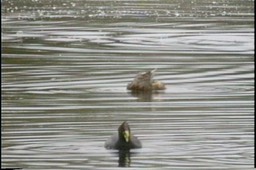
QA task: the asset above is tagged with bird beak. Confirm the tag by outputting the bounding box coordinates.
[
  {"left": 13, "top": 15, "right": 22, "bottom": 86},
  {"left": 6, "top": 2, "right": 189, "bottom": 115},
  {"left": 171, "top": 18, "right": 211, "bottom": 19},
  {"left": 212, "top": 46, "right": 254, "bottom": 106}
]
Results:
[{"left": 123, "top": 130, "right": 130, "bottom": 142}]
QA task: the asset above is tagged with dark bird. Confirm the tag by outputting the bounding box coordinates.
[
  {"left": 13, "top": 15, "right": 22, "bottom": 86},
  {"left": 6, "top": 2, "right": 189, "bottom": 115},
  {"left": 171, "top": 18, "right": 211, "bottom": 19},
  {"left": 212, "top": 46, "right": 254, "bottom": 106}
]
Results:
[
  {"left": 105, "top": 121, "right": 142, "bottom": 150},
  {"left": 127, "top": 69, "right": 166, "bottom": 91}
]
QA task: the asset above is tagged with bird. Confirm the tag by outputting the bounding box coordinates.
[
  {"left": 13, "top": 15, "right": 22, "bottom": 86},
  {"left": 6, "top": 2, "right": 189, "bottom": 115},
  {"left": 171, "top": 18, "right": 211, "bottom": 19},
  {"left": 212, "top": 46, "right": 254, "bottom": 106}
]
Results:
[
  {"left": 104, "top": 121, "right": 142, "bottom": 150},
  {"left": 127, "top": 69, "right": 166, "bottom": 91}
]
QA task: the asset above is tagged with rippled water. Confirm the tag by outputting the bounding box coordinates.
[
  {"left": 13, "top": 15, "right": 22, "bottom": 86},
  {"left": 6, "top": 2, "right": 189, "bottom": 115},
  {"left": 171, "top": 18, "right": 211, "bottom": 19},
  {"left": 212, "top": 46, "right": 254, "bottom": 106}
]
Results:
[{"left": 2, "top": 0, "right": 254, "bottom": 169}]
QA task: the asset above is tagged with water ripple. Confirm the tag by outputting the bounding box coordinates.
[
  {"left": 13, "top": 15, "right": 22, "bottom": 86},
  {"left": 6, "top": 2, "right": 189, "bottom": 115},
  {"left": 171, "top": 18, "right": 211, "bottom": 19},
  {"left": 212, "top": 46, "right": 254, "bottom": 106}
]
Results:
[{"left": 2, "top": 0, "right": 254, "bottom": 169}]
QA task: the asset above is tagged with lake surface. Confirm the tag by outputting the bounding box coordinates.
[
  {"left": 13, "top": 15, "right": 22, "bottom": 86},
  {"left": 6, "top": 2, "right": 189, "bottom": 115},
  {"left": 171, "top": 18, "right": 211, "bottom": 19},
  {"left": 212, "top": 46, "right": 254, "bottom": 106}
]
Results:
[{"left": 2, "top": 0, "right": 254, "bottom": 169}]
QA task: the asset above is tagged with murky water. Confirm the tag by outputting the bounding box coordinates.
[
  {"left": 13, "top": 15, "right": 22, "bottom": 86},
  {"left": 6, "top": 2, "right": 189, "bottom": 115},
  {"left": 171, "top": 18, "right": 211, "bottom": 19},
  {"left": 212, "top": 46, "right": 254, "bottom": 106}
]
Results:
[{"left": 2, "top": 0, "right": 254, "bottom": 169}]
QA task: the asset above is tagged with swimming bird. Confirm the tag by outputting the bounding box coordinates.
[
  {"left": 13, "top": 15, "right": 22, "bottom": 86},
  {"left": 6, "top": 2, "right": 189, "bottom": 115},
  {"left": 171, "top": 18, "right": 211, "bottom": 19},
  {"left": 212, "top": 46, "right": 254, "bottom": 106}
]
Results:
[
  {"left": 104, "top": 121, "right": 142, "bottom": 150},
  {"left": 127, "top": 69, "right": 166, "bottom": 91}
]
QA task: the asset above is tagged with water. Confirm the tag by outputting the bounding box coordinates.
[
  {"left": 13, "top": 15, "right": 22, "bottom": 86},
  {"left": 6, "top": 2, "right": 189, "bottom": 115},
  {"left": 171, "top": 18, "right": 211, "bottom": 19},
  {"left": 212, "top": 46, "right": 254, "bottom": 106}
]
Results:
[{"left": 2, "top": 0, "right": 254, "bottom": 169}]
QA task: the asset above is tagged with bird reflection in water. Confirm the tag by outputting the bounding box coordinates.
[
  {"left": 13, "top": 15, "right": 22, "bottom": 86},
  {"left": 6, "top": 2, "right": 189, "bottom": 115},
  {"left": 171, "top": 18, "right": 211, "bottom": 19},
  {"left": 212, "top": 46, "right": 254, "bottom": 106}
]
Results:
[
  {"left": 110, "top": 149, "right": 139, "bottom": 167},
  {"left": 128, "top": 90, "right": 165, "bottom": 102},
  {"left": 118, "top": 150, "right": 131, "bottom": 167}
]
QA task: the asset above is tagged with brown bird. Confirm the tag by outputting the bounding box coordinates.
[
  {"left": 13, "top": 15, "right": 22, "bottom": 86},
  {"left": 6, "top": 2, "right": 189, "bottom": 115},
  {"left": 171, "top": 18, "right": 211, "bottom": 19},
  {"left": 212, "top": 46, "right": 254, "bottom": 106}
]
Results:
[{"left": 127, "top": 69, "right": 166, "bottom": 91}]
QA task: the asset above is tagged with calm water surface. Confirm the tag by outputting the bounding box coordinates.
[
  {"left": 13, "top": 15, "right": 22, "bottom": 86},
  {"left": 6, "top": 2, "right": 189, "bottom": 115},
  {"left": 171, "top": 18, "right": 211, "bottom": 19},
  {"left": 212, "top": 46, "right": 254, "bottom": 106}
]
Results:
[{"left": 2, "top": 0, "right": 254, "bottom": 169}]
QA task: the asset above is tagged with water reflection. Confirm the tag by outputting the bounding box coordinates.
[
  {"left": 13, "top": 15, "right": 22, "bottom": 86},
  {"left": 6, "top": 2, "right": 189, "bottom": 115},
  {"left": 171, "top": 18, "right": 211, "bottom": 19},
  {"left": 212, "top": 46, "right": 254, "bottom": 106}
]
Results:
[
  {"left": 118, "top": 150, "right": 131, "bottom": 167},
  {"left": 128, "top": 90, "right": 166, "bottom": 102},
  {"left": 109, "top": 150, "right": 140, "bottom": 167},
  {"left": 2, "top": 0, "right": 254, "bottom": 169}
]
